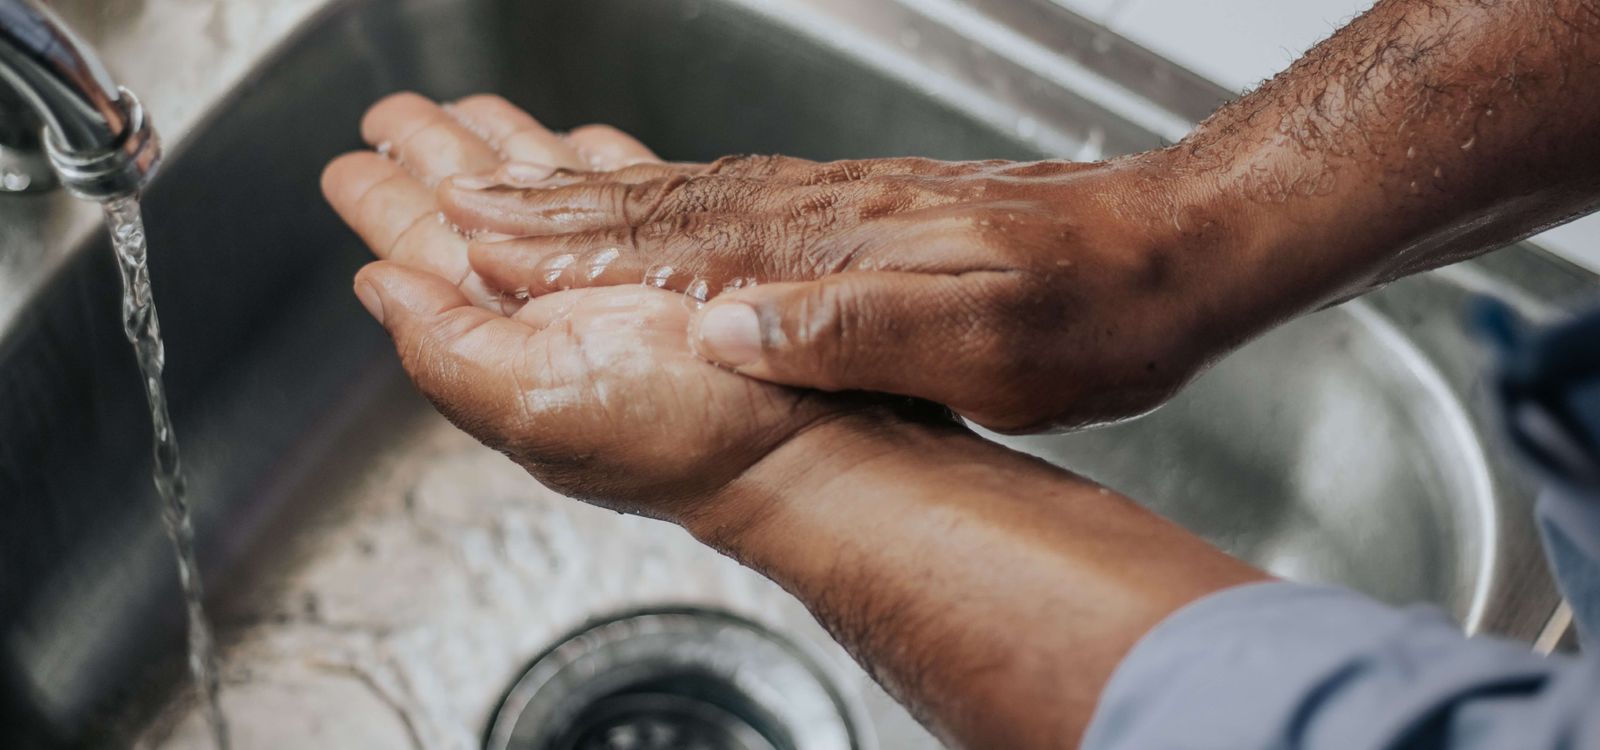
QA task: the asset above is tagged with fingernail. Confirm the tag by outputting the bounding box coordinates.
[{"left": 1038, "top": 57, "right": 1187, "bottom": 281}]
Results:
[
  {"left": 354, "top": 280, "right": 385, "bottom": 324},
  {"left": 696, "top": 303, "right": 763, "bottom": 367},
  {"left": 500, "top": 162, "right": 558, "bottom": 186},
  {"left": 451, "top": 173, "right": 500, "bottom": 190}
]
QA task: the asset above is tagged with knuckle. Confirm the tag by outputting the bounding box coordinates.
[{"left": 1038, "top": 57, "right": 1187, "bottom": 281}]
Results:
[
  {"left": 790, "top": 281, "right": 860, "bottom": 388},
  {"left": 788, "top": 186, "right": 844, "bottom": 223},
  {"left": 708, "top": 154, "right": 790, "bottom": 177},
  {"left": 804, "top": 159, "right": 872, "bottom": 185},
  {"left": 672, "top": 175, "right": 740, "bottom": 214},
  {"left": 698, "top": 215, "right": 748, "bottom": 253},
  {"left": 614, "top": 163, "right": 670, "bottom": 182},
  {"left": 634, "top": 216, "right": 688, "bottom": 248},
  {"left": 632, "top": 218, "right": 675, "bottom": 245},
  {"left": 389, "top": 210, "right": 440, "bottom": 258},
  {"left": 883, "top": 156, "right": 943, "bottom": 174},
  {"left": 853, "top": 182, "right": 919, "bottom": 220},
  {"left": 353, "top": 172, "right": 408, "bottom": 216},
  {"left": 778, "top": 190, "right": 839, "bottom": 260},
  {"left": 628, "top": 175, "right": 689, "bottom": 223},
  {"left": 774, "top": 187, "right": 881, "bottom": 274}
]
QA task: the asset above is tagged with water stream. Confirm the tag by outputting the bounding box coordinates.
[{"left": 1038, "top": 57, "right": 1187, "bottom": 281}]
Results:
[{"left": 104, "top": 197, "right": 230, "bottom": 750}]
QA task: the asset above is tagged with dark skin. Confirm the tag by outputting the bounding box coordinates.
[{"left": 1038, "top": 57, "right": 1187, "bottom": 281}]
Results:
[
  {"left": 437, "top": 0, "right": 1600, "bottom": 433},
  {"left": 322, "top": 0, "right": 1600, "bottom": 746}
]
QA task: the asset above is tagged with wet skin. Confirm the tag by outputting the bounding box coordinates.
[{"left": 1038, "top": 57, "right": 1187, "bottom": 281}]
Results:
[
  {"left": 321, "top": 0, "right": 1600, "bottom": 747},
  {"left": 323, "top": 93, "right": 1265, "bottom": 748},
  {"left": 433, "top": 0, "right": 1600, "bottom": 434}
]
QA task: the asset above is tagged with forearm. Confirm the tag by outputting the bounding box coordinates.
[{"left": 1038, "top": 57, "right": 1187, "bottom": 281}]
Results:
[
  {"left": 1174, "top": 0, "right": 1600, "bottom": 336},
  {"left": 686, "top": 416, "right": 1266, "bottom": 748}
]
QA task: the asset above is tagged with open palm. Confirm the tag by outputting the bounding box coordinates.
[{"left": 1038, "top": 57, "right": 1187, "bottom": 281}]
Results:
[{"left": 322, "top": 92, "right": 840, "bottom": 521}]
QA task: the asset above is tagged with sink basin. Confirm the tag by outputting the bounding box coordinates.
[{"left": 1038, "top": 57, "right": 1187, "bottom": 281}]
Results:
[{"left": 0, "top": 0, "right": 1594, "bottom": 746}]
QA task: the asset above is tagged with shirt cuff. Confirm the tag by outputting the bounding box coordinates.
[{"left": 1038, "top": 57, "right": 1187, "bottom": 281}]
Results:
[{"left": 1081, "top": 581, "right": 1557, "bottom": 750}]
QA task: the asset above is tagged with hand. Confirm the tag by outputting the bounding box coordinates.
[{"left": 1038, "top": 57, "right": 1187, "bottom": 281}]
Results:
[
  {"left": 320, "top": 93, "right": 1266, "bottom": 750},
  {"left": 319, "top": 91, "right": 660, "bottom": 309},
  {"left": 320, "top": 92, "right": 869, "bottom": 524},
  {"left": 434, "top": 149, "right": 1255, "bottom": 432}
]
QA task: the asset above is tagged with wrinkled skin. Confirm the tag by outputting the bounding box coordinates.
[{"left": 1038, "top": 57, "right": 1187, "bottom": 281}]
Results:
[
  {"left": 355, "top": 267, "right": 852, "bottom": 518},
  {"left": 438, "top": 151, "right": 1240, "bottom": 432},
  {"left": 322, "top": 93, "right": 872, "bottom": 523},
  {"left": 319, "top": 0, "right": 1600, "bottom": 742},
  {"left": 428, "top": 0, "right": 1600, "bottom": 437},
  {"left": 316, "top": 96, "right": 1253, "bottom": 750}
]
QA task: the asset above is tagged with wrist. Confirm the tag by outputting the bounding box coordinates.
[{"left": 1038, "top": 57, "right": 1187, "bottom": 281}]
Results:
[
  {"left": 682, "top": 405, "right": 973, "bottom": 552},
  {"left": 1076, "top": 147, "right": 1282, "bottom": 381},
  {"left": 1160, "top": 125, "right": 1414, "bottom": 328},
  {"left": 1122, "top": 142, "right": 1351, "bottom": 357}
]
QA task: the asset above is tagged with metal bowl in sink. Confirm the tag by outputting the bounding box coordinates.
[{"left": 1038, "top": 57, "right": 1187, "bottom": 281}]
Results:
[
  {"left": 985, "top": 304, "right": 1495, "bottom": 624},
  {"left": 0, "top": 0, "right": 1593, "bottom": 746}
]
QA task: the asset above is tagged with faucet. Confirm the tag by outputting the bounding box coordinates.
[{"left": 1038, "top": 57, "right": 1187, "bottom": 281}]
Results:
[{"left": 0, "top": 0, "right": 159, "bottom": 199}]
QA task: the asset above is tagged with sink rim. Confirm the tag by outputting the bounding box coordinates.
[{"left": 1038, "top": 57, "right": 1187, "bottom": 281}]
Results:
[{"left": 2, "top": 0, "right": 1595, "bottom": 744}]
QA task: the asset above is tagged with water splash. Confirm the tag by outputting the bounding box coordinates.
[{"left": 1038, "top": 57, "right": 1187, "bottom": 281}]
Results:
[{"left": 104, "top": 197, "right": 230, "bottom": 750}]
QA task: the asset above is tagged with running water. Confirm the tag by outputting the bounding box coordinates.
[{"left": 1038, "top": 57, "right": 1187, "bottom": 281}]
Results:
[{"left": 104, "top": 197, "right": 230, "bottom": 749}]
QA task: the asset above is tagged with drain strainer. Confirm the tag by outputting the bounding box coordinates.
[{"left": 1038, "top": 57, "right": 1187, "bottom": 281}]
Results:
[{"left": 485, "top": 610, "right": 869, "bottom": 750}]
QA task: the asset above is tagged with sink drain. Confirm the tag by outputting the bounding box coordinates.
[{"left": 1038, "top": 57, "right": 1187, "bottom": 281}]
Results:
[{"left": 485, "top": 610, "right": 870, "bottom": 750}]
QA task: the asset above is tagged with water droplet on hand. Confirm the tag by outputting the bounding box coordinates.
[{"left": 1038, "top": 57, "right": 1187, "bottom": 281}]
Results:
[
  {"left": 584, "top": 247, "right": 622, "bottom": 281},
  {"left": 643, "top": 264, "right": 675, "bottom": 289},
  {"left": 685, "top": 278, "right": 711, "bottom": 306},
  {"left": 542, "top": 254, "right": 577, "bottom": 288}
]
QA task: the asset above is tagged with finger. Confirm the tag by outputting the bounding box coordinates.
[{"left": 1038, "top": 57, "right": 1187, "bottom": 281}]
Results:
[
  {"left": 688, "top": 271, "right": 1022, "bottom": 414},
  {"left": 703, "top": 154, "right": 818, "bottom": 178},
  {"left": 447, "top": 94, "right": 588, "bottom": 169},
  {"left": 796, "top": 156, "right": 992, "bottom": 184},
  {"left": 454, "top": 160, "right": 706, "bottom": 192},
  {"left": 362, "top": 92, "right": 504, "bottom": 186},
  {"left": 468, "top": 230, "right": 650, "bottom": 296},
  {"left": 442, "top": 153, "right": 831, "bottom": 204},
  {"left": 532, "top": 155, "right": 987, "bottom": 186},
  {"left": 565, "top": 124, "right": 660, "bottom": 169},
  {"left": 438, "top": 174, "right": 797, "bottom": 236},
  {"left": 321, "top": 151, "right": 470, "bottom": 282},
  {"left": 466, "top": 210, "right": 823, "bottom": 298},
  {"left": 353, "top": 261, "right": 537, "bottom": 435}
]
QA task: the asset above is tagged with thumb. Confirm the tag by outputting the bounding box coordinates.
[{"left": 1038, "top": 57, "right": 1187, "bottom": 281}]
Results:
[
  {"left": 354, "top": 261, "right": 532, "bottom": 431},
  {"left": 689, "top": 271, "right": 1002, "bottom": 403}
]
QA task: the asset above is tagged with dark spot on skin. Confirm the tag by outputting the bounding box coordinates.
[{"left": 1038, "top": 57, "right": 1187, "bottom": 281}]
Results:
[{"left": 1134, "top": 244, "right": 1173, "bottom": 290}]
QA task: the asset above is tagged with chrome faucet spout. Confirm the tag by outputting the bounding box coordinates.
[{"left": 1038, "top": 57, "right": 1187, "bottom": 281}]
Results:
[{"left": 0, "top": 0, "right": 159, "bottom": 199}]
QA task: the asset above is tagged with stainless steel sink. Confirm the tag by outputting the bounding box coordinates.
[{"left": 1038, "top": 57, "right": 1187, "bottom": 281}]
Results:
[{"left": 1, "top": 0, "right": 1595, "bottom": 747}]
